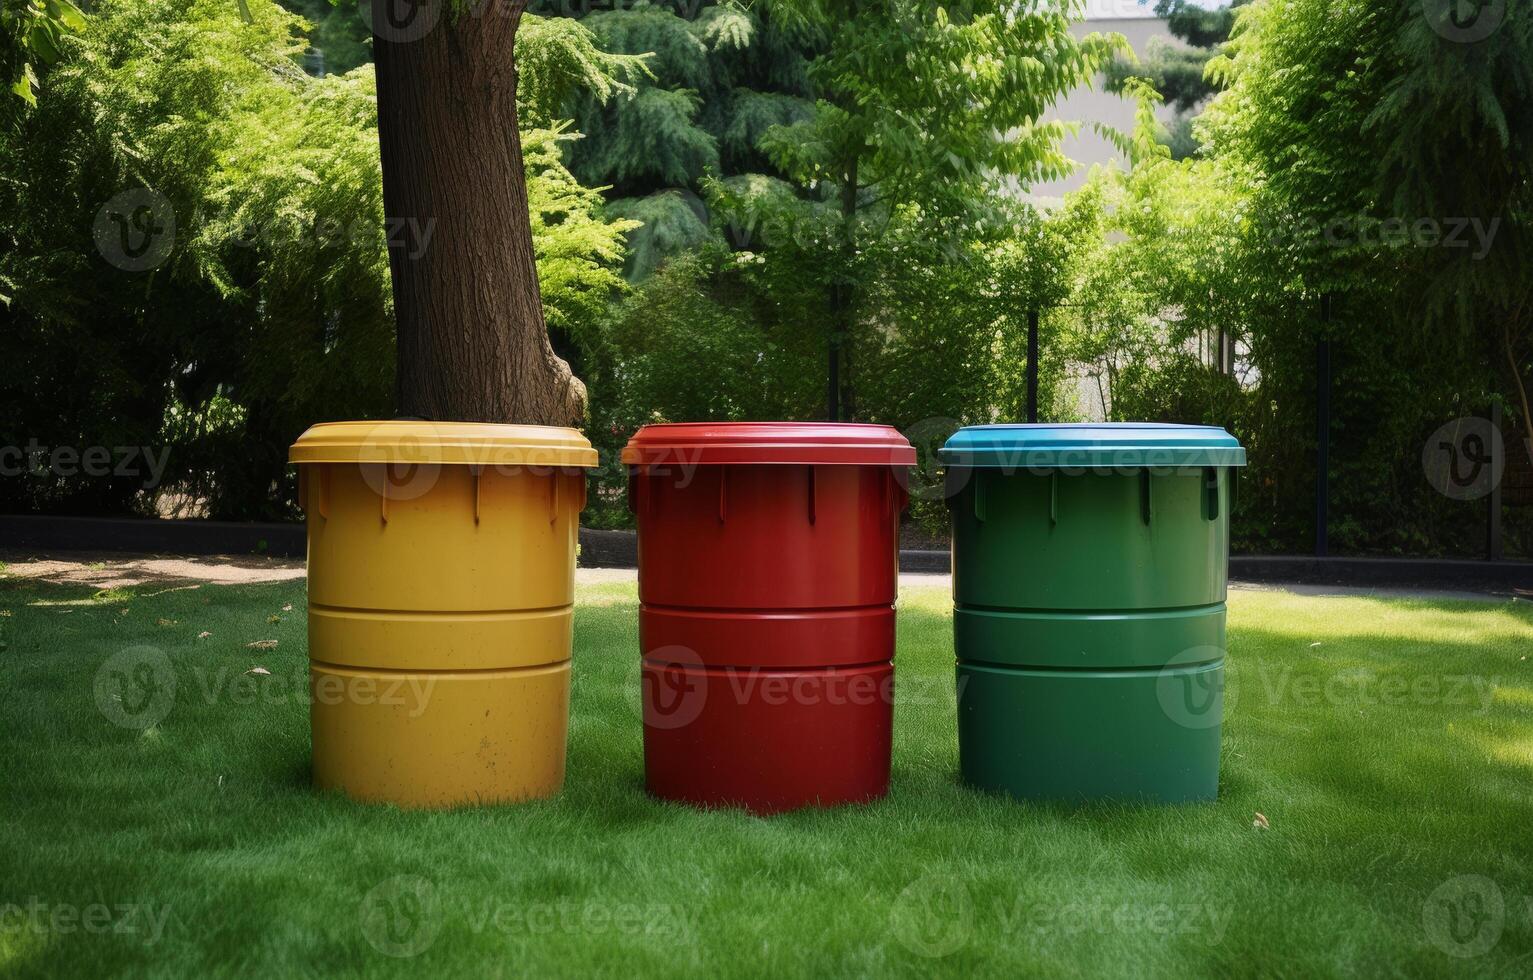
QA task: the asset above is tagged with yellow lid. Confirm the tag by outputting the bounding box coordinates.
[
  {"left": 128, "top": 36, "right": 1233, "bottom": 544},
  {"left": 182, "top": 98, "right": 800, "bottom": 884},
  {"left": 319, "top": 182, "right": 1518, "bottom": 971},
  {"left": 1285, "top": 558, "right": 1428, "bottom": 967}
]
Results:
[{"left": 289, "top": 421, "right": 598, "bottom": 469}]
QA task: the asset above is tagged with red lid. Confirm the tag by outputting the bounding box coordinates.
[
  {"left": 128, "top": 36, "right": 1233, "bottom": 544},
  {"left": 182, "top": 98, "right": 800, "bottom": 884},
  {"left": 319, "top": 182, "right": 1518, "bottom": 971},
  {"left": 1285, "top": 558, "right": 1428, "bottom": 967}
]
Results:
[{"left": 622, "top": 422, "right": 916, "bottom": 467}]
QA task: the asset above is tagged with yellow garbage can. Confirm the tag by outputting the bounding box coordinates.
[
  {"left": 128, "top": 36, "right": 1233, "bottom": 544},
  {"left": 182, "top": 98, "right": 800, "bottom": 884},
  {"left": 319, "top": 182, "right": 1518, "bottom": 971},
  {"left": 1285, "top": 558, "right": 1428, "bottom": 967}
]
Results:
[{"left": 288, "top": 421, "right": 598, "bottom": 808}]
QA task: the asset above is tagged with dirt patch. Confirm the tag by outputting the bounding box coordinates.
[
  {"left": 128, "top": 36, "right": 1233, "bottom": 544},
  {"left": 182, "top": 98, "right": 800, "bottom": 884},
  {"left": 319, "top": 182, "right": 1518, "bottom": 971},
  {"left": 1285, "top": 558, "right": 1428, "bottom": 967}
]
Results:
[{"left": 0, "top": 549, "right": 306, "bottom": 589}]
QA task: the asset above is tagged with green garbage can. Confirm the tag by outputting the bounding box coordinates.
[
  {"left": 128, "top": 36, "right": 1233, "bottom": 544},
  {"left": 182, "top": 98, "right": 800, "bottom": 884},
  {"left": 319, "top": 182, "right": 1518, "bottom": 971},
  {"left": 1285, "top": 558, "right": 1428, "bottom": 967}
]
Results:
[{"left": 940, "top": 423, "right": 1246, "bottom": 804}]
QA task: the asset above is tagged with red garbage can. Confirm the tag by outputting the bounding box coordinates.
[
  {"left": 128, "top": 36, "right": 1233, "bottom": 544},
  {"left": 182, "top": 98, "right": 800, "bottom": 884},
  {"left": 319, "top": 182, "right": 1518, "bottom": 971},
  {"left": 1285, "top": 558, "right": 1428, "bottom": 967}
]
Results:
[{"left": 623, "top": 423, "right": 916, "bottom": 814}]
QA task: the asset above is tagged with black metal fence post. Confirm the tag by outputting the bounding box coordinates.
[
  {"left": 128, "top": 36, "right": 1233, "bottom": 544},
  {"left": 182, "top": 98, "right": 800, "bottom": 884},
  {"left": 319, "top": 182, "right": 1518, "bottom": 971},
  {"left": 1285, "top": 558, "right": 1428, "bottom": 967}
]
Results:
[
  {"left": 1316, "top": 293, "right": 1332, "bottom": 557},
  {"left": 1489, "top": 402, "right": 1503, "bottom": 561},
  {"left": 1027, "top": 308, "right": 1040, "bottom": 424}
]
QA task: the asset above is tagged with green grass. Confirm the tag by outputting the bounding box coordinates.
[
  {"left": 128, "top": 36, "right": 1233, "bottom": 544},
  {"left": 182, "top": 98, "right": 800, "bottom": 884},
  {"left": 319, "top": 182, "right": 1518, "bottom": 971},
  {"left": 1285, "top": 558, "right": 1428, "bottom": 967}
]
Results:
[{"left": 2, "top": 575, "right": 1531, "bottom": 977}]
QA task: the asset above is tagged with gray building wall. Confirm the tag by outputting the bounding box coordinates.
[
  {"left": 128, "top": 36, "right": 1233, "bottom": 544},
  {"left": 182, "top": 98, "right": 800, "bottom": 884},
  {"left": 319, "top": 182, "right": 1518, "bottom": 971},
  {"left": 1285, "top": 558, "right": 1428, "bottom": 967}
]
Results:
[{"left": 1028, "top": 9, "right": 1186, "bottom": 203}]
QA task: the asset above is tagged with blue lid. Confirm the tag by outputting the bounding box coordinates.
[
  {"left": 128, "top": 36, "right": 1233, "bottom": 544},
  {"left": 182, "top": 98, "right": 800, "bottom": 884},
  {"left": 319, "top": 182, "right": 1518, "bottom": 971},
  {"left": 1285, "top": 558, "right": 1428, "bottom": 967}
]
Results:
[{"left": 939, "top": 423, "right": 1246, "bottom": 470}]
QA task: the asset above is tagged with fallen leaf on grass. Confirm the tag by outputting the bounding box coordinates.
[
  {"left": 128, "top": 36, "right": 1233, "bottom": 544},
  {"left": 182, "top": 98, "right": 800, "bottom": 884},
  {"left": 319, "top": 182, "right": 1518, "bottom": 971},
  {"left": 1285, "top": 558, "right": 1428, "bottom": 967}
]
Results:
[
  {"left": 245, "top": 666, "right": 271, "bottom": 676},
  {"left": 267, "top": 615, "right": 282, "bottom": 625},
  {"left": 1253, "top": 812, "right": 1271, "bottom": 831},
  {"left": 197, "top": 631, "right": 212, "bottom": 639},
  {"left": 157, "top": 618, "right": 178, "bottom": 627},
  {"left": 246, "top": 640, "right": 278, "bottom": 651}
]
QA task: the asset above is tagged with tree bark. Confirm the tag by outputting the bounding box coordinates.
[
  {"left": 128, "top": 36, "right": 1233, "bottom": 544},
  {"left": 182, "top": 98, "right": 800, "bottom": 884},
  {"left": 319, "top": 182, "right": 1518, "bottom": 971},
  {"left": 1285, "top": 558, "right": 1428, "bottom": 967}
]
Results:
[{"left": 373, "top": 0, "right": 585, "bottom": 425}]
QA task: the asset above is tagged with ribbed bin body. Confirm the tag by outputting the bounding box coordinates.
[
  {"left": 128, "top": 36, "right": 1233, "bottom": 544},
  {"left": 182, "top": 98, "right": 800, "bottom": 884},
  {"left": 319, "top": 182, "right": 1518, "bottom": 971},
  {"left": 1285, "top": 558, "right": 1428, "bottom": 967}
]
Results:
[
  {"left": 624, "top": 423, "right": 914, "bottom": 814},
  {"left": 942, "top": 424, "right": 1245, "bottom": 804},
  {"left": 291, "top": 422, "right": 595, "bottom": 808}
]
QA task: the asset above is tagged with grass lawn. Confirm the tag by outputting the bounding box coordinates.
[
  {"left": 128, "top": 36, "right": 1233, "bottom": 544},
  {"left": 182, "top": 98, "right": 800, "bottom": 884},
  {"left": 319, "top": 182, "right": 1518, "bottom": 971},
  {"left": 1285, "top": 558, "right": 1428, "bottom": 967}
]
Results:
[{"left": 3, "top": 571, "right": 1531, "bottom": 977}]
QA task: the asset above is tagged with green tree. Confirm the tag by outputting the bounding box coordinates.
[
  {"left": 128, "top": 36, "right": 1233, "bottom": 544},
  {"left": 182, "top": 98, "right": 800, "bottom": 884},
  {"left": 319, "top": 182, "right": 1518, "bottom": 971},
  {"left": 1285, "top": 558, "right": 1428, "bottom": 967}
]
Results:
[
  {"left": 1062, "top": 3, "right": 1533, "bottom": 556},
  {"left": 1205, "top": 0, "right": 1532, "bottom": 440},
  {"left": 749, "top": 0, "right": 1121, "bottom": 418},
  {"left": 1104, "top": 1, "right": 1250, "bottom": 159},
  {"left": 0, "top": 0, "right": 85, "bottom": 115},
  {"left": 277, "top": 0, "right": 372, "bottom": 75},
  {"left": 0, "top": 0, "right": 635, "bottom": 516},
  {"left": 554, "top": 0, "right": 819, "bottom": 278}
]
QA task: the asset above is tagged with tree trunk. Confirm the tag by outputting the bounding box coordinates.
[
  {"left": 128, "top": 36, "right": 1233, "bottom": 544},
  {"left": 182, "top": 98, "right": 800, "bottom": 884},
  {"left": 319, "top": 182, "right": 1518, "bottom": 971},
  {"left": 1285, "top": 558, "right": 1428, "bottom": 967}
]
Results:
[{"left": 373, "top": 0, "right": 585, "bottom": 425}]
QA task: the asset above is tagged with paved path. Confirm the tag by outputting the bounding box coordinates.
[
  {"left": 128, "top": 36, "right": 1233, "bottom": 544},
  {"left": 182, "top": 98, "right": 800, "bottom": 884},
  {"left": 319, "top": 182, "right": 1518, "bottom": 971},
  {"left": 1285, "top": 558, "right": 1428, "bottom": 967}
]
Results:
[
  {"left": 585, "top": 567, "right": 1514, "bottom": 603},
  {"left": 0, "top": 549, "right": 1517, "bottom": 603},
  {"left": 0, "top": 548, "right": 306, "bottom": 588}
]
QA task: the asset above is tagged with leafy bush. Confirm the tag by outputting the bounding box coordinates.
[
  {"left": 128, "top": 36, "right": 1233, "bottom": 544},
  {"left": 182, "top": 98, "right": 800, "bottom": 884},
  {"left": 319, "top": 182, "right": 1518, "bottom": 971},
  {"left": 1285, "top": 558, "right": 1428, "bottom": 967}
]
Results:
[{"left": 0, "top": 0, "right": 635, "bottom": 519}]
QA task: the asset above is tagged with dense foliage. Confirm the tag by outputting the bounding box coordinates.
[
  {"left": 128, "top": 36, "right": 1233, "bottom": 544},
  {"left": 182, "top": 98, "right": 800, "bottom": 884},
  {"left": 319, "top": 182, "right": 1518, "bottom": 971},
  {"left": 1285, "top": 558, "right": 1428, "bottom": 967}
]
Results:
[
  {"left": 1073, "top": 2, "right": 1532, "bottom": 555},
  {"left": 0, "top": 0, "right": 1525, "bottom": 557},
  {"left": 545, "top": 1, "right": 820, "bottom": 279},
  {"left": 0, "top": 0, "right": 636, "bottom": 518},
  {"left": 1103, "top": 0, "right": 1250, "bottom": 158}
]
